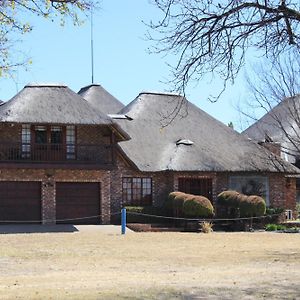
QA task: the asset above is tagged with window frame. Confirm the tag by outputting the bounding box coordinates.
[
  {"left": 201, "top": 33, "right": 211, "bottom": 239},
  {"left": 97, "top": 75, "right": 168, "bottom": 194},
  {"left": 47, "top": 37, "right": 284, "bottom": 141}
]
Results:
[
  {"left": 122, "top": 177, "right": 153, "bottom": 206},
  {"left": 229, "top": 175, "right": 269, "bottom": 206}
]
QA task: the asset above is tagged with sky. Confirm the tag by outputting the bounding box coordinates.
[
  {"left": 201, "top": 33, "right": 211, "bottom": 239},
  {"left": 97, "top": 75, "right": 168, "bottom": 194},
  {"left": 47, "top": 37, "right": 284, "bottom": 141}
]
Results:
[{"left": 0, "top": 0, "right": 261, "bottom": 131}]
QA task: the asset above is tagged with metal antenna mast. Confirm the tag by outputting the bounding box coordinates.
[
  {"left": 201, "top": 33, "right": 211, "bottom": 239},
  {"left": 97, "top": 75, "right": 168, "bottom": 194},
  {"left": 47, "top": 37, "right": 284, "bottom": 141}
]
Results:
[{"left": 90, "top": 4, "right": 94, "bottom": 84}]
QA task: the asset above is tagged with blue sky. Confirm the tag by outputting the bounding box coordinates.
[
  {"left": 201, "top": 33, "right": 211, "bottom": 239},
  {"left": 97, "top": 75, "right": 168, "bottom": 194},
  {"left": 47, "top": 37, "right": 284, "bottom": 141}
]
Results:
[{"left": 0, "top": 0, "right": 259, "bottom": 130}]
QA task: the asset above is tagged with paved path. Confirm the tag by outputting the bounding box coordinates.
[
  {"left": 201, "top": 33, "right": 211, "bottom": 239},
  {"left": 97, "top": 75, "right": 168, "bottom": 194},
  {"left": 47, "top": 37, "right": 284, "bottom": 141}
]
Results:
[{"left": 0, "top": 225, "right": 133, "bottom": 234}]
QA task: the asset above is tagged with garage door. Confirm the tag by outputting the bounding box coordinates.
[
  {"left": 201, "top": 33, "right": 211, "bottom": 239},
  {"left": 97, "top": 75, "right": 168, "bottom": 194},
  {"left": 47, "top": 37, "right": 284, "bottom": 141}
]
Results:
[
  {"left": 56, "top": 182, "right": 101, "bottom": 224},
  {"left": 0, "top": 181, "right": 41, "bottom": 223}
]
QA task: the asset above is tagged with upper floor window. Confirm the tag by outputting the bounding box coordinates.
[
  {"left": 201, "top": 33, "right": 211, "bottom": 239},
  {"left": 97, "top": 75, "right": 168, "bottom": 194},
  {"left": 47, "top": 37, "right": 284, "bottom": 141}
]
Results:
[
  {"left": 21, "top": 124, "right": 31, "bottom": 158},
  {"left": 35, "top": 126, "right": 47, "bottom": 144},
  {"left": 51, "top": 126, "right": 63, "bottom": 144},
  {"left": 122, "top": 177, "right": 152, "bottom": 206}
]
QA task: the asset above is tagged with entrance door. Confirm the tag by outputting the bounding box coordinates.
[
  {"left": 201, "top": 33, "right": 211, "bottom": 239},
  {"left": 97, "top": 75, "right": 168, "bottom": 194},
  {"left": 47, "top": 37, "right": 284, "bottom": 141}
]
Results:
[
  {"left": 178, "top": 178, "right": 213, "bottom": 200},
  {"left": 33, "top": 125, "right": 64, "bottom": 161}
]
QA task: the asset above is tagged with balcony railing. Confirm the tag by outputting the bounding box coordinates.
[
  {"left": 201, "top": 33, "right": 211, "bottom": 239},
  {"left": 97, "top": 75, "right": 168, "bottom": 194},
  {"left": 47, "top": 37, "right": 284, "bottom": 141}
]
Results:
[{"left": 0, "top": 143, "right": 114, "bottom": 164}]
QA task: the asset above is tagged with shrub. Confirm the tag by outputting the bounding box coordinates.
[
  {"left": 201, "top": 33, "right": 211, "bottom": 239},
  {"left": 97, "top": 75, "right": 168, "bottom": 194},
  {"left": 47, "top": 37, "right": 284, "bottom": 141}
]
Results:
[
  {"left": 266, "top": 207, "right": 284, "bottom": 215},
  {"left": 183, "top": 195, "right": 214, "bottom": 217},
  {"left": 124, "top": 206, "right": 166, "bottom": 223},
  {"left": 265, "top": 224, "right": 287, "bottom": 231},
  {"left": 239, "top": 195, "right": 266, "bottom": 217},
  {"left": 265, "top": 223, "right": 277, "bottom": 231},
  {"left": 217, "top": 190, "right": 266, "bottom": 218},
  {"left": 200, "top": 221, "right": 213, "bottom": 233},
  {"left": 165, "top": 191, "right": 186, "bottom": 212},
  {"left": 217, "top": 190, "right": 240, "bottom": 207}
]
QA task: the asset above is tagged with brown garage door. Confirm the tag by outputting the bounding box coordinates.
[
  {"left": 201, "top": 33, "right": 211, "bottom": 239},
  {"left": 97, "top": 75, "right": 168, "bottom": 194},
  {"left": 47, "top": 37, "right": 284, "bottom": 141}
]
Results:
[
  {"left": 0, "top": 181, "right": 41, "bottom": 223},
  {"left": 56, "top": 182, "right": 101, "bottom": 224}
]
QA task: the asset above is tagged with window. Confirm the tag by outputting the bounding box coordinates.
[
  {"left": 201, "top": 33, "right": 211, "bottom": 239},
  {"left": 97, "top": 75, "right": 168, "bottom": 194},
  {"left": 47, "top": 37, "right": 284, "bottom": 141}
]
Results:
[
  {"left": 51, "top": 126, "right": 63, "bottom": 144},
  {"left": 229, "top": 176, "right": 269, "bottom": 206},
  {"left": 35, "top": 126, "right": 47, "bottom": 144},
  {"left": 122, "top": 177, "right": 152, "bottom": 206},
  {"left": 66, "top": 125, "right": 75, "bottom": 159},
  {"left": 21, "top": 124, "right": 31, "bottom": 158},
  {"left": 178, "top": 178, "right": 212, "bottom": 200}
]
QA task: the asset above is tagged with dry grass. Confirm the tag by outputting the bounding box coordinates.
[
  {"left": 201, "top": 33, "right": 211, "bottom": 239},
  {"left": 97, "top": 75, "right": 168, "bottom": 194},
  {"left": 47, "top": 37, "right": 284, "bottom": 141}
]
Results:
[{"left": 0, "top": 231, "right": 300, "bottom": 299}]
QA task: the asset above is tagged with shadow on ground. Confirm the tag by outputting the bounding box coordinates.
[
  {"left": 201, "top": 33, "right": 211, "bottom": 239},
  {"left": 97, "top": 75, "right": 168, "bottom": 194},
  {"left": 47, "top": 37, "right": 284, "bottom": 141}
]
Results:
[{"left": 0, "top": 225, "right": 79, "bottom": 234}]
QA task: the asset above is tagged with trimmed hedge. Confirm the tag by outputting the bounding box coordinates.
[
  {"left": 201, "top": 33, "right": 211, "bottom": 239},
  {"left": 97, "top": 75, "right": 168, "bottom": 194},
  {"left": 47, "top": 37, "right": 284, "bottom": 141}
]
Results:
[
  {"left": 165, "top": 191, "right": 186, "bottom": 211},
  {"left": 217, "top": 191, "right": 266, "bottom": 217},
  {"left": 124, "top": 206, "right": 168, "bottom": 223},
  {"left": 183, "top": 195, "right": 214, "bottom": 217},
  {"left": 166, "top": 192, "right": 214, "bottom": 218},
  {"left": 217, "top": 190, "right": 241, "bottom": 208}
]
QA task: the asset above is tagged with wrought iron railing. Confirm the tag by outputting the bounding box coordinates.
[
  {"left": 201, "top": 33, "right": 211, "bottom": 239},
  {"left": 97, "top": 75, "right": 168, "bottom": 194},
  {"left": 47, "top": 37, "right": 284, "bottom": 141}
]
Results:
[{"left": 0, "top": 143, "right": 113, "bottom": 164}]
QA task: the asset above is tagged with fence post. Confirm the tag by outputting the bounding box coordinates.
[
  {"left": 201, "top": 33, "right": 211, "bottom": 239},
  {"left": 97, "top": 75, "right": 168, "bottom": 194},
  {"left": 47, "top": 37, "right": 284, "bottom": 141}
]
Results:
[{"left": 121, "top": 208, "right": 126, "bottom": 235}]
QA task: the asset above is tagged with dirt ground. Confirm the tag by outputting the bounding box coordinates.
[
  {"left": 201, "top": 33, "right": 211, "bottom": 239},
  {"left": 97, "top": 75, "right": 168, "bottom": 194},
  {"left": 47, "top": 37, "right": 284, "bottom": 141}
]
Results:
[{"left": 0, "top": 230, "right": 300, "bottom": 299}]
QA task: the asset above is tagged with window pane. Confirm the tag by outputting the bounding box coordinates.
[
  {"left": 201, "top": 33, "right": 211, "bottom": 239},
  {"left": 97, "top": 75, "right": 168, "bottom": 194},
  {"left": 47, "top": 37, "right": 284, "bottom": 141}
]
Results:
[
  {"left": 35, "top": 126, "right": 47, "bottom": 144},
  {"left": 229, "top": 176, "right": 269, "bottom": 206},
  {"left": 66, "top": 125, "right": 75, "bottom": 145},
  {"left": 51, "top": 127, "right": 62, "bottom": 144},
  {"left": 122, "top": 177, "right": 152, "bottom": 206}
]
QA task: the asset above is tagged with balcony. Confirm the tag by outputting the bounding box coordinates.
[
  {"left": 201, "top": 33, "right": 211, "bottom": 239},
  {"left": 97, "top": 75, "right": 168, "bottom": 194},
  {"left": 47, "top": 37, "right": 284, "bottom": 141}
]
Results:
[{"left": 0, "top": 143, "right": 114, "bottom": 168}]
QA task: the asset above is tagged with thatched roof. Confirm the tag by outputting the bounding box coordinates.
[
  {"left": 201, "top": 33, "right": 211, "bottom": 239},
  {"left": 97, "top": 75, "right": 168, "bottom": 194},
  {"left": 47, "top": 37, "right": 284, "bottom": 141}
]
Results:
[
  {"left": 0, "top": 83, "right": 113, "bottom": 125},
  {"left": 115, "top": 92, "right": 299, "bottom": 173},
  {"left": 243, "top": 95, "right": 300, "bottom": 163},
  {"left": 78, "top": 84, "right": 124, "bottom": 114}
]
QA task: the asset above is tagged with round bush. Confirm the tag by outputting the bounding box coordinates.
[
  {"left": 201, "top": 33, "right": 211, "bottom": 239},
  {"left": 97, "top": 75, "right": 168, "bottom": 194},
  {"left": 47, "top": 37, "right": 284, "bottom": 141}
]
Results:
[
  {"left": 217, "top": 190, "right": 241, "bottom": 207},
  {"left": 245, "top": 195, "right": 266, "bottom": 217},
  {"left": 183, "top": 195, "right": 214, "bottom": 217},
  {"left": 164, "top": 191, "right": 186, "bottom": 211},
  {"left": 217, "top": 190, "right": 266, "bottom": 218},
  {"left": 173, "top": 192, "right": 189, "bottom": 209}
]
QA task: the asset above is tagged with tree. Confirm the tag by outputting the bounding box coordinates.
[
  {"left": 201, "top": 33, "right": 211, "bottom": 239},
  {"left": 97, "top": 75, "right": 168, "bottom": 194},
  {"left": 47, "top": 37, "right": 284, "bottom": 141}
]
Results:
[
  {"left": 149, "top": 0, "right": 300, "bottom": 99},
  {"left": 0, "top": 0, "right": 93, "bottom": 77},
  {"left": 240, "top": 51, "right": 300, "bottom": 164}
]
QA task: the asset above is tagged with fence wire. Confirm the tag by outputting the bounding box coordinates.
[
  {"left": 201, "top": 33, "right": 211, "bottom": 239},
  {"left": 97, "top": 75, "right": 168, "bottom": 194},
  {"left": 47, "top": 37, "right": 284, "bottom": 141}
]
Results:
[
  {"left": 0, "top": 211, "right": 121, "bottom": 224},
  {"left": 126, "top": 211, "right": 283, "bottom": 222}
]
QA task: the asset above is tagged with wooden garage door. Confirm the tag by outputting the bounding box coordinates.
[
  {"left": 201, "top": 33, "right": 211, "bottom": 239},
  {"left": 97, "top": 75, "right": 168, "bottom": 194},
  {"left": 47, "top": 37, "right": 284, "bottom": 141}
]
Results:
[
  {"left": 0, "top": 181, "right": 41, "bottom": 223},
  {"left": 56, "top": 182, "right": 101, "bottom": 224}
]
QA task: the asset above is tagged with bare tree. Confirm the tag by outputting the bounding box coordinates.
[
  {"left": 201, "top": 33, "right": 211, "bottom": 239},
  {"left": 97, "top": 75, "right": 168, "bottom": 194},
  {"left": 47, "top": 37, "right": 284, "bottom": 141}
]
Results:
[
  {"left": 0, "top": 0, "right": 94, "bottom": 77},
  {"left": 149, "top": 0, "right": 300, "bottom": 99},
  {"left": 241, "top": 51, "right": 300, "bottom": 164}
]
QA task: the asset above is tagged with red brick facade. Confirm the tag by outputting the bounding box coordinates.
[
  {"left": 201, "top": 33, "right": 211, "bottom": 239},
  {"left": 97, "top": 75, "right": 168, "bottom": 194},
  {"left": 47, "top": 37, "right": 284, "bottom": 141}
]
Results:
[
  {"left": 111, "top": 157, "right": 298, "bottom": 220},
  {"left": 0, "top": 124, "right": 297, "bottom": 223}
]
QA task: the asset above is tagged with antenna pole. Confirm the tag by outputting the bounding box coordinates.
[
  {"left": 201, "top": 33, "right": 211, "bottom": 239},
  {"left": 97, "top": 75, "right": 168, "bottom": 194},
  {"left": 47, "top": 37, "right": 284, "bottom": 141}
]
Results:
[{"left": 90, "top": 4, "right": 94, "bottom": 84}]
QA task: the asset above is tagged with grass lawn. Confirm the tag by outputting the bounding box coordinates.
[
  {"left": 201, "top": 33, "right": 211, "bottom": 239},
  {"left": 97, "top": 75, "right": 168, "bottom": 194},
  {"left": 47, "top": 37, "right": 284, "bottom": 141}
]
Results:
[{"left": 0, "top": 230, "right": 300, "bottom": 299}]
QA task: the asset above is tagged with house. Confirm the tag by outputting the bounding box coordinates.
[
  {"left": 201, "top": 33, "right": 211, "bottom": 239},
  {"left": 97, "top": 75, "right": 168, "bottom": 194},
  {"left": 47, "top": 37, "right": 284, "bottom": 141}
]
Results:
[
  {"left": 78, "top": 84, "right": 124, "bottom": 114},
  {"left": 0, "top": 83, "right": 128, "bottom": 224},
  {"left": 0, "top": 84, "right": 298, "bottom": 224},
  {"left": 243, "top": 94, "right": 300, "bottom": 202}
]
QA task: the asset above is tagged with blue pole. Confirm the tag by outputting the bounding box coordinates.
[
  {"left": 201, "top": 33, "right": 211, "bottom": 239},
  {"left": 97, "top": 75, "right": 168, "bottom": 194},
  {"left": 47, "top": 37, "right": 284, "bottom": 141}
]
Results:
[{"left": 121, "top": 208, "right": 126, "bottom": 235}]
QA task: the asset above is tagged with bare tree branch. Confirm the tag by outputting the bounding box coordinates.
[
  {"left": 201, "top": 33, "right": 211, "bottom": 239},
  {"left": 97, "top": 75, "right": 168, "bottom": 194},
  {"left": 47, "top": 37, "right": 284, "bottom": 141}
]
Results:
[
  {"left": 149, "top": 0, "right": 300, "bottom": 98},
  {"left": 239, "top": 50, "right": 300, "bottom": 164}
]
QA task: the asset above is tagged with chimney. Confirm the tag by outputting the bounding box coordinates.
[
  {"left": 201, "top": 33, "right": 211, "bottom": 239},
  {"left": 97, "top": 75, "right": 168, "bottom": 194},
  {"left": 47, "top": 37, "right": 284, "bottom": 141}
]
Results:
[{"left": 259, "top": 142, "right": 281, "bottom": 157}]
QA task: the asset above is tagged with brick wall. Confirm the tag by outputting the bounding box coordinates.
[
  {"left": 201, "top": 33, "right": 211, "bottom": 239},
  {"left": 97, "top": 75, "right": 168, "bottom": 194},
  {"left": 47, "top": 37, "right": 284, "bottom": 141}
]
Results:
[
  {"left": 111, "top": 156, "right": 297, "bottom": 219},
  {"left": 110, "top": 154, "right": 173, "bottom": 219},
  {"left": 0, "top": 123, "right": 21, "bottom": 143},
  {"left": 77, "top": 125, "right": 111, "bottom": 145},
  {"left": 0, "top": 168, "right": 111, "bottom": 224}
]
